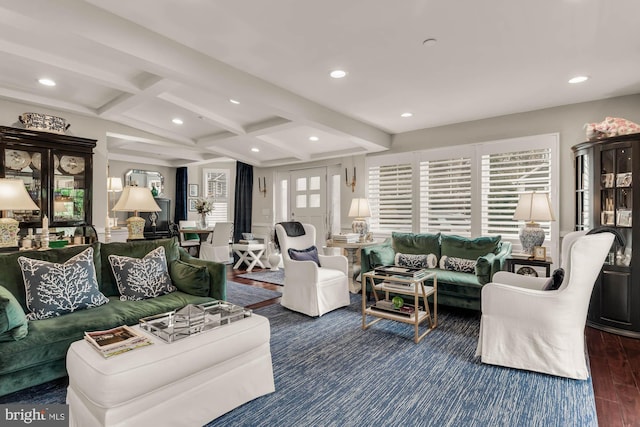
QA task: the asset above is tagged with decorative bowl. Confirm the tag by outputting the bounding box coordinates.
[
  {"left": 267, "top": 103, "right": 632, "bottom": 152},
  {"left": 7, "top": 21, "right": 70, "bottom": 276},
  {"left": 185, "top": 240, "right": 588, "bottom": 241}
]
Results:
[
  {"left": 242, "top": 233, "right": 254, "bottom": 240},
  {"left": 19, "top": 113, "right": 70, "bottom": 134}
]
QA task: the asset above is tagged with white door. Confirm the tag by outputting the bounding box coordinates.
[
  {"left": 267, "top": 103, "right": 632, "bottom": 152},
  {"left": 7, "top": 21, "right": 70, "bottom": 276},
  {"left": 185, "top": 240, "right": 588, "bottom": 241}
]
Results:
[{"left": 289, "top": 167, "right": 327, "bottom": 247}]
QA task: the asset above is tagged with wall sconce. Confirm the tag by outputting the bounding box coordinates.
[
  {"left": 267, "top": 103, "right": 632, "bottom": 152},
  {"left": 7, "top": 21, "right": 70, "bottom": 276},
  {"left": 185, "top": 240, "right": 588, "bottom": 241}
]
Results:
[
  {"left": 345, "top": 167, "right": 356, "bottom": 192},
  {"left": 258, "top": 177, "right": 267, "bottom": 197}
]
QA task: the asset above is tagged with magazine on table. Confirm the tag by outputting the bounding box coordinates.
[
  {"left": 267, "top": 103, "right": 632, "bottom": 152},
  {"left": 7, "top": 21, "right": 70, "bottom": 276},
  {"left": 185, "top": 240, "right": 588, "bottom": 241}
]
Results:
[
  {"left": 373, "top": 265, "right": 428, "bottom": 278},
  {"left": 84, "top": 325, "right": 153, "bottom": 358}
]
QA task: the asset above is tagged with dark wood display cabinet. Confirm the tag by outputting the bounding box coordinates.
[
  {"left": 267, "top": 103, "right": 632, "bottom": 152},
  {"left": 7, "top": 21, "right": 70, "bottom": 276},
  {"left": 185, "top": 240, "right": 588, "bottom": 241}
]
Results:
[
  {"left": 0, "top": 126, "right": 96, "bottom": 243},
  {"left": 573, "top": 133, "right": 640, "bottom": 338}
]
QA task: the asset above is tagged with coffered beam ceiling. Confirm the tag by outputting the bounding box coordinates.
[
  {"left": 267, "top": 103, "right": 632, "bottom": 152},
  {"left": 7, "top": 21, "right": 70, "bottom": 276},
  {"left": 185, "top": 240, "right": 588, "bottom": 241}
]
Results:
[{"left": 0, "top": 1, "right": 638, "bottom": 168}]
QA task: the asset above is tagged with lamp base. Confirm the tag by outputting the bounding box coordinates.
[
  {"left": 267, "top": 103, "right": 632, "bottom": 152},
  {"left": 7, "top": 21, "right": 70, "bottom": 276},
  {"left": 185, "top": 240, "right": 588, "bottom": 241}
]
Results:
[
  {"left": 0, "top": 217, "right": 19, "bottom": 248},
  {"left": 519, "top": 222, "right": 545, "bottom": 254},
  {"left": 351, "top": 218, "right": 369, "bottom": 241},
  {"left": 126, "top": 216, "right": 146, "bottom": 240}
]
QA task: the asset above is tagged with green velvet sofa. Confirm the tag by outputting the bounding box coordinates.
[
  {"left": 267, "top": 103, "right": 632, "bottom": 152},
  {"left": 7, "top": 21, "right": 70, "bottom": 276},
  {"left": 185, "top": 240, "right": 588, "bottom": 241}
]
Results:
[
  {"left": 0, "top": 237, "right": 226, "bottom": 397},
  {"left": 360, "top": 232, "right": 511, "bottom": 311}
]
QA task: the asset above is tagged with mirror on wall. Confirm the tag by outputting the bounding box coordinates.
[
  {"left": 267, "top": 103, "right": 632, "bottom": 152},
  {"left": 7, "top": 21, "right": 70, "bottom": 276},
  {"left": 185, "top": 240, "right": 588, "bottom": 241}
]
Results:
[{"left": 125, "top": 169, "right": 164, "bottom": 196}]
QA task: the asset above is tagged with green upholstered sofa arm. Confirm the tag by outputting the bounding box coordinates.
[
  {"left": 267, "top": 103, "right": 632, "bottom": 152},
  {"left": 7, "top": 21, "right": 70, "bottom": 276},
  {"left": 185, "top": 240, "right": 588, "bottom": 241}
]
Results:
[
  {"left": 360, "top": 238, "right": 393, "bottom": 276},
  {"left": 492, "top": 241, "right": 512, "bottom": 277},
  {"left": 179, "top": 248, "right": 227, "bottom": 301}
]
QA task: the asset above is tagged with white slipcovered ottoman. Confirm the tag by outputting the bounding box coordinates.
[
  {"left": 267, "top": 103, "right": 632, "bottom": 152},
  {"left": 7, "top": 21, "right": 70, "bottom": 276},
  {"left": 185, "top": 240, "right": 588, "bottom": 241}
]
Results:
[{"left": 66, "top": 314, "right": 274, "bottom": 427}]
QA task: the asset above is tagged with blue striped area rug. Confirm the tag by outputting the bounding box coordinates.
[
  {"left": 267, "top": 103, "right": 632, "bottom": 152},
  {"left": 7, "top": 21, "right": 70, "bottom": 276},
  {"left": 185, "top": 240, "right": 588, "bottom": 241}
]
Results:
[
  {"left": 225, "top": 280, "right": 281, "bottom": 307},
  {"left": 237, "top": 269, "right": 284, "bottom": 286},
  {"left": 208, "top": 297, "right": 597, "bottom": 427}
]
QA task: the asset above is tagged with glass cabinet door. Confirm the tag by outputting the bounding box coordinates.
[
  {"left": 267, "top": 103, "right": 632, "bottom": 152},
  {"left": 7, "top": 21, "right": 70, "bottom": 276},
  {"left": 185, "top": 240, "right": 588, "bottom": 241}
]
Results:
[
  {"left": 4, "top": 147, "right": 45, "bottom": 223},
  {"left": 575, "top": 151, "right": 591, "bottom": 230},
  {"left": 52, "top": 152, "right": 88, "bottom": 224},
  {"left": 599, "top": 145, "right": 632, "bottom": 266}
]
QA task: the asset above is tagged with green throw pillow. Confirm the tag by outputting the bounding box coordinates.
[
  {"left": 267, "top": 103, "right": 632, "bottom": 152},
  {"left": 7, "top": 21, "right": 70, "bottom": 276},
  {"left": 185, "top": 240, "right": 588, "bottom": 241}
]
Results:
[
  {"left": 0, "top": 285, "right": 28, "bottom": 342},
  {"left": 440, "top": 234, "right": 501, "bottom": 260},
  {"left": 392, "top": 232, "right": 441, "bottom": 258},
  {"left": 170, "top": 260, "right": 211, "bottom": 297},
  {"left": 369, "top": 245, "right": 396, "bottom": 267}
]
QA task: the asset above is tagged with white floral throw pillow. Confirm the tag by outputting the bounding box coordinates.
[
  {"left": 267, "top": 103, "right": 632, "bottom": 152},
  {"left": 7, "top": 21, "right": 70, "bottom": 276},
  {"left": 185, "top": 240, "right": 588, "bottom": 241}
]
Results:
[
  {"left": 18, "top": 247, "right": 108, "bottom": 320},
  {"left": 108, "top": 246, "right": 176, "bottom": 301}
]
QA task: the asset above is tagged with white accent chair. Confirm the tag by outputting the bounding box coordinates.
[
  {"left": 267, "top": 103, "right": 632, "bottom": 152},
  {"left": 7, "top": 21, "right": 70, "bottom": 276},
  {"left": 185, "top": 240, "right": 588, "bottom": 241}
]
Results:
[
  {"left": 275, "top": 223, "right": 350, "bottom": 317},
  {"left": 199, "top": 222, "right": 233, "bottom": 264},
  {"left": 178, "top": 220, "right": 200, "bottom": 257},
  {"left": 475, "top": 230, "right": 615, "bottom": 379}
]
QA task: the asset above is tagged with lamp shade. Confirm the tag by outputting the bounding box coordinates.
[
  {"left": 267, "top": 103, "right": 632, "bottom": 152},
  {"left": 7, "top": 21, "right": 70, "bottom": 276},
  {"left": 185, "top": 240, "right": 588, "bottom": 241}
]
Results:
[
  {"left": 348, "top": 198, "right": 371, "bottom": 218},
  {"left": 107, "top": 177, "right": 123, "bottom": 192},
  {"left": 113, "top": 186, "right": 161, "bottom": 212},
  {"left": 0, "top": 179, "right": 40, "bottom": 211},
  {"left": 513, "top": 192, "right": 555, "bottom": 222}
]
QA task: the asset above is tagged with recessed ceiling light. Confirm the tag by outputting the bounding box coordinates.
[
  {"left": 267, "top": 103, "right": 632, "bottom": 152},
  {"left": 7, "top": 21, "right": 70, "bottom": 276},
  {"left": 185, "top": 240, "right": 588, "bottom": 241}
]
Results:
[
  {"left": 38, "top": 78, "right": 56, "bottom": 87},
  {"left": 229, "top": 99, "right": 240, "bottom": 105},
  {"left": 401, "top": 112, "right": 413, "bottom": 118},
  {"left": 251, "top": 147, "right": 260, "bottom": 152},
  {"left": 422, "top": 38, "right": 437, "bottom": 46},
  {"left": 309, "top": 136, "right": 319, "bottom": 141},
  {"left": 568, "top": 75, "right": 589, "bottom": 84},
  {"left": 330, "top": 70, "right": 347, "bottom": 79},
  {"left": 172, "top": 118, "right": 183, "bottom": 125}
]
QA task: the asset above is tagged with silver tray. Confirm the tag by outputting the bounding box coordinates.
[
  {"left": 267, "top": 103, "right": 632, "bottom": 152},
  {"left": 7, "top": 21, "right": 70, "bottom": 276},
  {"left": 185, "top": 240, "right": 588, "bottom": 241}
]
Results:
[{"left": 139, "top": 301, "right": 252, "bottom": 343}]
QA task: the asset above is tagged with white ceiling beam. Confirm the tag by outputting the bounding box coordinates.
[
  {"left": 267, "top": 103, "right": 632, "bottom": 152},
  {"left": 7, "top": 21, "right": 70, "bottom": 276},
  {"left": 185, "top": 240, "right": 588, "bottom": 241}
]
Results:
[
  {"left": 245, "top": 117, "right": 296, "bottom": 135},
  {"left": 97, "top": 75, "right": 175, "bottom": 116},
  {"left": 0, "top": 39, "right": 140, "bottom": 94},
  {"left": 0, "top": 87, "right": 96, "bottom": 116},
  {"left": 256, "top": 135, "right": 310, "bottom": 161},
  {"left": 111, "top": 116, "right": 197, "bottom": 146},
  {"left": 107, "top": 152, "right": 174, "bottom": 167},
  {"left": 158, "top": 93, "right": 246, "bottom": 135},
  {"left": 5, "top": 0, "right": 391, "bottom": 151}
]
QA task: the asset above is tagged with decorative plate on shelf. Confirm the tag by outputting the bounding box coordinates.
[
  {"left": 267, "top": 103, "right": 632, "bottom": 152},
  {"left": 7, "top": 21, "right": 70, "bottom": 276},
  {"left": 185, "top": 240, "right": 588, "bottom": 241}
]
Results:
[
  {"left": 31, "top": 152, "right": 41, "bottom": 170},
  {"left": 59, "top": 155, "right": 85, "bottom": 175},
  {"left": 5, "top": 149, "right": 31, "bottom": 170}
]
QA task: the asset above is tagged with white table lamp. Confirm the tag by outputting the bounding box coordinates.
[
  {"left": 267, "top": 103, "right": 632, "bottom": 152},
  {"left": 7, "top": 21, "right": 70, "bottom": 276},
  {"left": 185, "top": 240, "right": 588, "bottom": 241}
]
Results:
[
  {"left": 113, "top": 186, "right": 160, "bottom": 240},
  {"left": 513, "top": 191, "right": 555, "bottom": 254},
  {"left": 107, "top": 177, "right": 123, "bottom": 228},
  {"left": 348, "top": 198, "right": 371, "bottom": 241},
  {"left": 0, "top": 179, "right": 40, "bottom": 248}
]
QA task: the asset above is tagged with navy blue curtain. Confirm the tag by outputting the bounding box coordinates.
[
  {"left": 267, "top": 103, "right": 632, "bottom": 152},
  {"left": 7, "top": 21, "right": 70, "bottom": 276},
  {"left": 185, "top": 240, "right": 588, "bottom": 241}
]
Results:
[
  {"left": 233, "top": 162, "right": 253, "bottom": 245},
  {"left": 175, "top": 167, "right": 188, "bottom": 223}
]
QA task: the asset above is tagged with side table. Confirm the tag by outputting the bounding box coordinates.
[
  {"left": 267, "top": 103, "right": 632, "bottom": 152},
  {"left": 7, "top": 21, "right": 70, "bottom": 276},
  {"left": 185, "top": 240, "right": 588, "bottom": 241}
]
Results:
[
  {"left": 505, "top": 256, "right": 553, "bottom": 277},
  {"left": 231, "top": 243, "right": 266, "bottom": 272},
  {"left": 361, "top": 270, "right": 437, "bottom": 343},
  {"left": 325, "top": 239, "right": 380, "bottom": 294}
]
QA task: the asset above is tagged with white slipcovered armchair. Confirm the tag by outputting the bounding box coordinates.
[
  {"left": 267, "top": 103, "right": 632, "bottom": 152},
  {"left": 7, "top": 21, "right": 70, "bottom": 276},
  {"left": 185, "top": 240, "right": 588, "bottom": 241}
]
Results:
[
  {"left": 199, "top": 222, "right": 233, "bottom": 263},
  {"left": 475, "top": 230, "right": 615, "bottom": 379},
  {"left": 275, "top": 223, "right": 350, "bottom": 317}
]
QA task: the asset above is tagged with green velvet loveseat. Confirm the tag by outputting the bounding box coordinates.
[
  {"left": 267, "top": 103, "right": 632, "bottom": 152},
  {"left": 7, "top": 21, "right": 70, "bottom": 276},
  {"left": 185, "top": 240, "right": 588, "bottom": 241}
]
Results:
[
  {"left": 360, "top": 232, "right": 511, "bottom": 311},
  {"left": 0, "top": 237, "right": 226, "bottom": 397}
]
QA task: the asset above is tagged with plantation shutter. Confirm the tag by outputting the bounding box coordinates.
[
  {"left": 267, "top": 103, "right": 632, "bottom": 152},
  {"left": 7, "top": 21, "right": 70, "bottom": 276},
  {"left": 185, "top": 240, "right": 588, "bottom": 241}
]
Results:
[
  {"left": 204, "top": 169, "right": 229, "bottom": 225},
  {"left": 419, "top": 157, "right": 472, "bottom": 236},
  {"left": 480, "top": 148, "right": 552, "bottom": 240},
  {"left": 368, "top": 163, "right": 413, "bottom": 232}
]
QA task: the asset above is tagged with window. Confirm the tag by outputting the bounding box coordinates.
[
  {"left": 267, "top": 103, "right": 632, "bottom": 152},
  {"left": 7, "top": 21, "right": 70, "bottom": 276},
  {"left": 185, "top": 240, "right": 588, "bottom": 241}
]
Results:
[
  {"left": 420, "top": 157, "right": 472, "bottom": 236},
  {"left": 366, "top": 134, "right": 558, "bottom": 256},
  {"left": 481, "top": 148, "right": 552, "bottom": 240},
  {"left": 202, "top": 168, "right": 229, "bottom": 226},
  {"left": 367, "top": 160, "right": 413, "bottom": 232}
]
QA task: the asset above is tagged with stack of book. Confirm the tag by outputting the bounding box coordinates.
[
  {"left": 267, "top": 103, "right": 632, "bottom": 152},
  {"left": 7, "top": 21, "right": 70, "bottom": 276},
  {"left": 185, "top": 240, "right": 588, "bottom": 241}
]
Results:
[
  {"left": 238, "top": 239, "right": 260, "bottom": 244},
  {"left": 84, "top": 325, "right": 153, "bottom": 358},
  {"left": 332, "top": 233, "right": 360, "bottom": 243},
  {"left": 374, "top": 265, "right": 429, "bottom": 279}
]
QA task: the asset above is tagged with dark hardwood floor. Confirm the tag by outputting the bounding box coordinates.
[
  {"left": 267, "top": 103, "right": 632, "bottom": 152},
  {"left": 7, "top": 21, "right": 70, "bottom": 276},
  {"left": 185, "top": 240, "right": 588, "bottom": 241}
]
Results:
[{"left": 227, "top": 266, "right": 640, "bottom": 426}]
